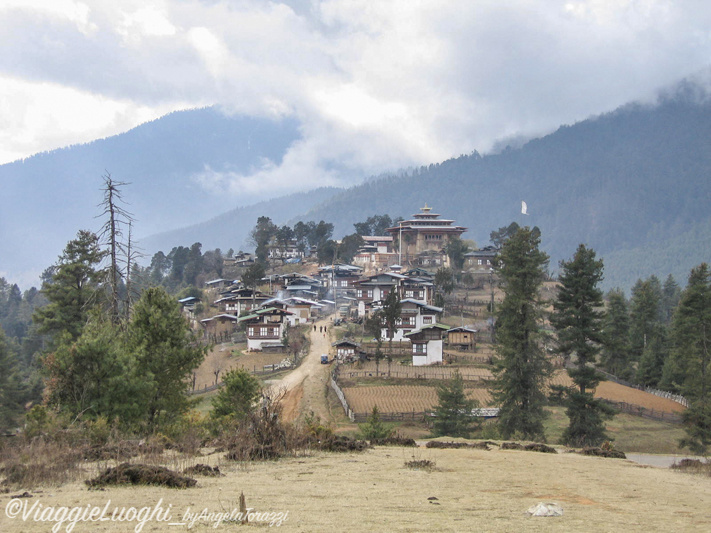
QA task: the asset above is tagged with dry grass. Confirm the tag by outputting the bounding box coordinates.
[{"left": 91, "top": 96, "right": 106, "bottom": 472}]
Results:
[{"left": 2, "top": 444, "right": 711, "bottom": 532}]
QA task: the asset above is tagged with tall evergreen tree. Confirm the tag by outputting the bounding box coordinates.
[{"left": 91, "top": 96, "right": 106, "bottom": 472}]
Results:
[
  {"left": 551, "top": 244, "right": 614, "bottom": 447},
  {"left": 42, "top": 317, "right": 143, "bottom": 425},
  {"left": 491, "top": 227, "right": 551, "bottom": 441},
  {"left": 432, "top": 370, "right": 479, "bottom": 438},
  {"left": 629, "top": 277, "right": 663, "bottom": 361},
  {"left": 0, "top": 328, "right": 25, "bottom": 432},
  {"left": 128, "top": 287, "right": 206, "bottom": 430},
  {"left": 33, "top": 231, "right": 105, "bottom": 343},
  {"left": 667, "top": 264, "right": 711, "bottom": 454},
  {"left": 600, "top": 289, "right": 632, "bottom": 379},
  {"left": 661, "top": 274, "right": 681, "bottom": 325},
  {"left": 635, "top": 323, "right": 668, "bottom": 387}
]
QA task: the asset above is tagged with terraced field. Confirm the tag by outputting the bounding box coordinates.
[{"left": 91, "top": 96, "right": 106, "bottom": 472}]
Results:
[
  {"left": 341, "top": 369, "right": 686, "bottom": 416},
  {"left": 343, "top": 384, "right": 492, "bottom": 414}
]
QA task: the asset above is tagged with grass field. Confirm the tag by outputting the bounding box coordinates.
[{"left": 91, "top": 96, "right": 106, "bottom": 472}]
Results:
[{"left": 2, "top": 444, "right": 710, "bottom": 532}]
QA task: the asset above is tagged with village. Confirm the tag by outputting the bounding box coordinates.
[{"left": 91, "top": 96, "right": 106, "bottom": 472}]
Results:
[{"left": 186, "top": 205, "right": 685, "bottom": 433}]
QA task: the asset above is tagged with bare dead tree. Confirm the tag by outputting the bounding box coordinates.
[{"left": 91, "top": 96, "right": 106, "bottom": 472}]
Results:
[{"left": 97, "top": 172, "right": 134, "bottom": 326}]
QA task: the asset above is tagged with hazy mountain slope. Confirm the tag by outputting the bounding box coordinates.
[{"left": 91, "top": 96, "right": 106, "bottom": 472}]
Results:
[
  {"left": 0, "top": 108, "right": 301, "bottom": 282},
  {"left": 292, "top": 90, "right": 711, "bottom": 290},
  {"left": 138, "top": 187, "right": 342, "bottom": 256}
]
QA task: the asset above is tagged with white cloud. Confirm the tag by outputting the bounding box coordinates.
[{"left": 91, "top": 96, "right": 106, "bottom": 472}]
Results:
[
  {"left": 1, "top": 0, "right": 711, "bottom": 195},
  {"left": 0, "top": 76, "right": 191, "bottom": 163}
]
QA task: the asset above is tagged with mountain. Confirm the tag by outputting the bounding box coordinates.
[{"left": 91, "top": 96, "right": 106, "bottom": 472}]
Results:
[
  {"left": 138, "top": 186, "right": 342, "bottom": 256},
  {"left": 0, "top": 107, "right": 301, "bottom": 285},
  {"left": 4, "top": 76, "right": 711, "bottom": 293},
  {"left": 147, "top": 81, "right": 711, "bottom": 292}
]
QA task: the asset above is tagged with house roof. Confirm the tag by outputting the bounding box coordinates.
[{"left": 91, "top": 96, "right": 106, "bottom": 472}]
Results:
[
  {"left": 404, "top": 323, "right": 451, "bottom": 338},
  {"left": 332, "top": 339, "right": 361, "bottom": 347},
  {"left": 447, "top": 326, "right": 478, "bottom": 333},
  {"left": 201, "top": 314, "right": 239, "bottom": 323},
  {"left": 178, "top": 297, "right": 200, "bottom": 304},
  {"left": 400, "top": 299, "right": 443, "bottom": 313}
]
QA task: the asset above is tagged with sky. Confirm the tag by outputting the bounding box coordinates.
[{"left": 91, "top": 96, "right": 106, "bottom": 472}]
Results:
[{"left": 1, "top": 0, "right": 711, "bottom": 198}]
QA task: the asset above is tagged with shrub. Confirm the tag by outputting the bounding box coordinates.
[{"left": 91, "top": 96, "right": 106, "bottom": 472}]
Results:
[{"left": 358, "top": 406, "right": 395, "bottom": 441}]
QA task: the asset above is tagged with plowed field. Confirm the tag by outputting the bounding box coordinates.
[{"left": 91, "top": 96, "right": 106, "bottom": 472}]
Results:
[
  {"left": 342, "top": 370, "right": 686, "bottom": 415},
  {"left": 343, "top": 385, "right": 492, "bottom": 413}
]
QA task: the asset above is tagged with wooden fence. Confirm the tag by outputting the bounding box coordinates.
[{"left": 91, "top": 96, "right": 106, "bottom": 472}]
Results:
[
  {"left": 351, "top": 411, "right": 430, "bottom": 423},
  {"left": 603, "top": 400, "right": 684, "bottom": 424},
  {"left": 188, "top": 361, "right": 296, "bottom": 396},
  {"left": 597, "top": 369, "right": 689, "bottom": 407}
]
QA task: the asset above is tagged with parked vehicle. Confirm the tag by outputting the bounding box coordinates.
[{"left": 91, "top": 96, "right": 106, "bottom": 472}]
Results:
[{"left": 321, "top": 354, "right": 329, "bottom": 364}]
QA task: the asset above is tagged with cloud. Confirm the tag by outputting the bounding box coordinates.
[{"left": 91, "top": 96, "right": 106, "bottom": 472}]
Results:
[{"left": 1, "top": 0, "right": 710, "bottom": 198}]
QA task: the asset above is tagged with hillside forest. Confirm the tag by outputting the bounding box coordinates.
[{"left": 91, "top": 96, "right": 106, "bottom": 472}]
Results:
[{"left": 1, "top": 172, "right": 710, "bottom": 457}]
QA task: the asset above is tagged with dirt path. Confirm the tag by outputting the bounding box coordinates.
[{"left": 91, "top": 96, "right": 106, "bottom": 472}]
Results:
[{"left": 271, "top": 317, "right": 334, "bottom": 424}]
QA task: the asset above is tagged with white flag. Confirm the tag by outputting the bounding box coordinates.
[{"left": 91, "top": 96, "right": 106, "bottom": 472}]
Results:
[{"left": 521, "top": 201, "right": 528, "bottom": 215}]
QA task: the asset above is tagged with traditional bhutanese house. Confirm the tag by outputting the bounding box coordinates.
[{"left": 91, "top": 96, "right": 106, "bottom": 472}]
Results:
[
  {"left": 386, "top": 205, "right": 467, "bottom": 263},
  {"left": 405, "top": 324, "right": 450, "bottom": 366},
  {"left": 178, "top": 296, "right": 200, "bottom": 318},
  {"left": 352, "top": 236, "right": 397, "bottom": 270},
  {"left": 282, "top": 274, "right": 323, "bottom": 299},
  {"left": 204, "top": 278, "right": 231, "bottom": 290},
  {"left": 238, "top": 307, "right": 293, "bottom": 352},
  {"left": 263, "top": 297, "right": 323, "bottom": 325},
  {"left": 287, "top": 297, "right": 323, "bottom": 322},
  {"left": 354, "top": 272, "right": 398, "bottom": 317},
  {"left": 332, "top": 339, "right": 362, "bottom": 361},
  {"left": 214, "top": 288, "right": 271, "bottom": 315},
  {"left": 317, "top": 264, "right": 363, "bottom": 290},
  {"left": 400, "top": 275, "right": 434, "bottom": 305},
  {"left": 446, "top": 326, "right": 478, "bottom": 351},
  {"left": 464, "top": 246, "right": 498, "bottom": 270},
  {"left": 200, "top": 314, "right": 239, "bottom": 339},
  {"left": 381, "top": 298, "right": 443, "bottom": 341}
]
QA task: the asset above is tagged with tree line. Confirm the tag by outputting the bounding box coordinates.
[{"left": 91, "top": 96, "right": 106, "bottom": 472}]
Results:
[{"left": 488, "top": 227, "right": 710, "bottom": 453}]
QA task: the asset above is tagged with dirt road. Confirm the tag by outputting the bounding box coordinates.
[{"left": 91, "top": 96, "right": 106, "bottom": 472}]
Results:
[{"left": 271, "top": 318, "right": 335, "bottom": 423}]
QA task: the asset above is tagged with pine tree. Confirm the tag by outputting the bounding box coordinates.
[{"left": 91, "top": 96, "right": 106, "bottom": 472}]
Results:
[
  {"left": 128, "top": 287, "right": 207, "bottom": 429},
  {"left": 432, "top": 370, "right": 479, "bottom": 438},
  {"left": 0, "top": 328, "right": 25, "bottom": 432},
  {"left": 669, "top": 264, "right": 711, "bottom": 454},
  {"left": 211, "top": 368, "right": 262, "bottom": 421},
  {"left": 42, "top": 317, "right": 143, "bottom": 425},
  {"left": 600, "top": 289, "right": 632, "bottom": 379},
  {"left": 629, "top": 277, "right": 662, "bottom": 361},
  {"left": 491, "top": 227, "right": 551, "bottom": 441},
  {"left": 551, "top": 244, "right": 614, "bottom": 447},
  {"left": 358, "top": 405, "right": 395, "bottom": 440},
  {"left": 33, "top": 231, "right": 106, "bottom": 343}
]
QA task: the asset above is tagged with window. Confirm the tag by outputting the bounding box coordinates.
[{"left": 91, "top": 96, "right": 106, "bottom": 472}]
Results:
[
  {"left": 412, "top": 343, "right": 427, "bottom": 354},
  {"left": 405, "top": 290, "right": 414, "bottom": 298},
  {"left": 260, "top": 327, "right": 268, "bottom": 337},
  {"left": 423, "top": 316, "right": 433, "bottom": 324},
  {"left": 248, "top": 327, "right": 255, "bottom": 337},
  {"left": 367, "top": 289, "right": 373, "bottom": 298}
]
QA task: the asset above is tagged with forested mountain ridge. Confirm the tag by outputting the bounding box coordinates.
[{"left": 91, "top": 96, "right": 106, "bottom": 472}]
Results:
[
  {"left": 3, "top": 79, "right": 711, "bottom": 292},
  {"left": 290, "top": 87, "right": 711, "bottom": 290}
]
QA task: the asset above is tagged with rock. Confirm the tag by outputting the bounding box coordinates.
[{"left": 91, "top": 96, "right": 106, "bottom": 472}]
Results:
[{"left": 527, "top": 502, "right": 563, "bottom": 517}]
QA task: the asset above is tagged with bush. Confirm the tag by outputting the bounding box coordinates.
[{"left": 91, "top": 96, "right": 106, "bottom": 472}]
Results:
[{"left": 358, "top": 406, "right": 395, "bottom": 441}]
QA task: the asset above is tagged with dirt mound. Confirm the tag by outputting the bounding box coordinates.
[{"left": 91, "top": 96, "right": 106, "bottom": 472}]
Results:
[
  {"left": 85, "top": 463, "right": 197, "bottom": 489},
  {"left": 578, "top": 447, "right": 626, "bottom": 459},
  {"left": 501, "top": 442, "right": 557, "bottom": 453},
  {"left": 317, "top": 435, "right": 371, "bottom": 452},
  {"left": 370, "top": 436, "right": 417, "bottom": 447},
  {"left": 426, "top": 441, "right": 490, "bottom": 450},
  {"left": 183, "top": 464, "right": 222, "bottom": 476}
]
